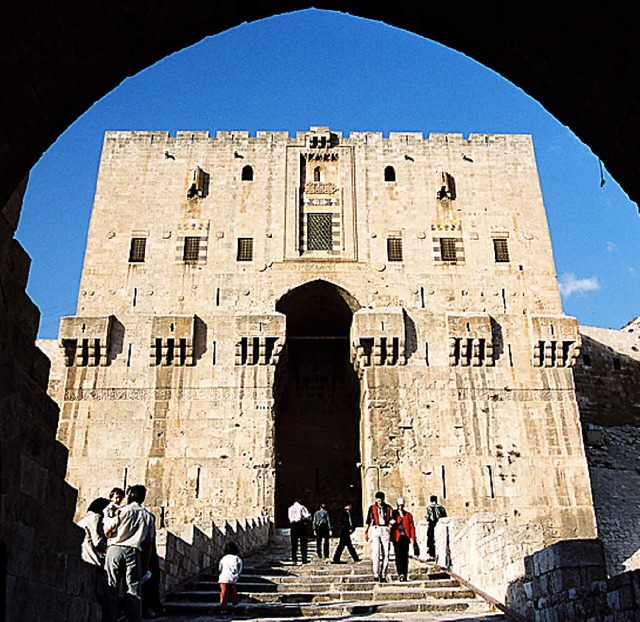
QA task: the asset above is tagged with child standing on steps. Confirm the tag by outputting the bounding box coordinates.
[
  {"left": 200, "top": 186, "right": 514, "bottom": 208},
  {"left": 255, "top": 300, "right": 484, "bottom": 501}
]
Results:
[{"left": 218, "top": 542, "right": 243, "bottom": 615}]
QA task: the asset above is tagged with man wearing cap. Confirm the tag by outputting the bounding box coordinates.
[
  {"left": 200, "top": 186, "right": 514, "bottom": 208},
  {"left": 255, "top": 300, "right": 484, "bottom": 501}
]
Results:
[
  {"left": 391, "top": 497, "right": 416, "bottom": 581},
  {"left": 364, "top": 491, "right": 394, "bottom": 582}
]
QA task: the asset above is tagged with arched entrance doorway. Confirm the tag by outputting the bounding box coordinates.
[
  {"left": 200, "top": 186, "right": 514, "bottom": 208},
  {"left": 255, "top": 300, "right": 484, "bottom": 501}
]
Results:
[{"left": 274, "top": 280, "right": 362, "bottom": 527}]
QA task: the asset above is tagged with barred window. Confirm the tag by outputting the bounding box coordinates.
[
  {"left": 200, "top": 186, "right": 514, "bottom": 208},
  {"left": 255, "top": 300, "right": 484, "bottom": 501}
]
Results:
[
  {"left": 387, "top": 237, "right": 403, "bottom": 262},
  {"left": 183, "top": 236, "right": 200, "bottom": 262},
  {"left": 493, "top": 238, "right": 510, "bottom": 263},
  {"left": 307, "top": 213, "right": 333, "bottom": 251},
  {"left": 237, "top": 237, "right": 254, "bottom": 261},
  {"left": 440, "top": 237, "right": 457, "bottom": 262},
  {"left": 129, "top": 237, "right": 146, "bottom": 262}
]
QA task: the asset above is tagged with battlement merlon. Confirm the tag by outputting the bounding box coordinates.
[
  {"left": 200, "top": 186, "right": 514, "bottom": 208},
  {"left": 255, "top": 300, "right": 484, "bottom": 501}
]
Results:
[{"left": 101, "top": 128, "right": 534, "bottom": 150}]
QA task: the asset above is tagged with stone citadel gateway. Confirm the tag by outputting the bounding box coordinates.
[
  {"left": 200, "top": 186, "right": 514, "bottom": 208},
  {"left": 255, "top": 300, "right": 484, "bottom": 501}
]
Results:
[{"left": 49, "top": 126, "right": 597, "bottom": 547}]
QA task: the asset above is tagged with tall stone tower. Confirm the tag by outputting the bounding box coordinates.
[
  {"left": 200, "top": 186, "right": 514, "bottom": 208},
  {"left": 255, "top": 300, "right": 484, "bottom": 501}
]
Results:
[{"left": 53, "top": 127, "right": 595, "bottom": 542}]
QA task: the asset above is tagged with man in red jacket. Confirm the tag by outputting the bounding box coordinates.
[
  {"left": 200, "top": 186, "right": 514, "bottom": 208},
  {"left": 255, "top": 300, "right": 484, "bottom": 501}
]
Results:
[
  {"left": 391, "top": 497, "right": 416, "bottom": 581},
  {"left": 364, "top": 491, "right": 395, "bottom": 582}
]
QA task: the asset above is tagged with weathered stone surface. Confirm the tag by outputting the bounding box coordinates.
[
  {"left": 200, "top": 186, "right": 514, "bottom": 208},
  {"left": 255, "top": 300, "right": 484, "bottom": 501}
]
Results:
[
  {"left": 1, "top": 185, "right": 99, "bottom": 621},
  {"left": 44, "top": 128, "right": 595, "bottom": 546}
]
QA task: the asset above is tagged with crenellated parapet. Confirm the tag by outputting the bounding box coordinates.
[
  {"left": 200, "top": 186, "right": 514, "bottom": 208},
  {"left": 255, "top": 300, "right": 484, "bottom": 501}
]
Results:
[
  {"left": 234, "top": 313, "right": 286, "bottom": 365},
  {"left": 350, "top": 307, "right": 406, "bottom": 372},
  {"left": 447, "top": 313, "right": 495, "bottom": 367},
  {"left": 530, "top": 315, "right": 581, "bottom": 367},
  {"left": 150, "top": 315, "right": 199, "bottom": 366},
  {"left": 59, "top": 315, "right": 115, "bottom": 366}
]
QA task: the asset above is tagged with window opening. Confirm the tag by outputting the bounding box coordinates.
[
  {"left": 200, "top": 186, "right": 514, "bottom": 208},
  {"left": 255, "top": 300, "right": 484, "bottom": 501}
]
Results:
[
  {"left": 237, "top": 237, "right": 254, "bottom": 261},
  {"left": 493, "top": 238, "right": 510, "bottom": 262},
  {"left": 183, "top": 236, "right": 200, "bottom": 262},
  {"left": 387, "top": 237, "right": 403, "bottom": 262},
  {"left": 307, "top": 213, "right": 333, "bottom": 251},
  {"left": 440, "top": 237, "right": 457, "bottom": 261},
  {"left": 129, "top": 237, "right": 146, "bottom": 262},
  {"left": 384, "top": 166, "right": 396, "bottom": 182},
  {"left": 241, "top": 165, "right": 254, "bottom": 181}
]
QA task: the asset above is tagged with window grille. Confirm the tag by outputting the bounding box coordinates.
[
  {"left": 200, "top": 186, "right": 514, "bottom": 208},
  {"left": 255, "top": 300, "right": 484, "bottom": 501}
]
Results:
[
  {"left": 440, "top": 237, "right": 457, "bottom": 261},
  {"left": 307, "top": 213, "right": 333, "bottom": 251},
  {"left": 493, "top": 238, "right": 510, "bottom": 262},
  {"left": 387, "top": 237, "right": 403, "bottom": 262},
  {"left": 237, "top": 237, "right": 254, "bottom": 261},
  {"left": 129, "top": 237, "right": 146, "bottom": 262},
  {"left": 183, "top": 236, "right": 200, "bottom": 262}
]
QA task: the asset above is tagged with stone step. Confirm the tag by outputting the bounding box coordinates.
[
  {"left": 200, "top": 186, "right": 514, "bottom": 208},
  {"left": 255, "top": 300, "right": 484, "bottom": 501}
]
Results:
[
  {"left": 163, "top": 597, "right": 496, "bottom": 618},
  {"left": 169, "top": 584, "right": 476, "bottom": 603},
  {"left": 190, "top": 577, "right": 461, "bottom": 590},
  {"left": 161, "top": 534, "right": 496, "bottom": 619}
]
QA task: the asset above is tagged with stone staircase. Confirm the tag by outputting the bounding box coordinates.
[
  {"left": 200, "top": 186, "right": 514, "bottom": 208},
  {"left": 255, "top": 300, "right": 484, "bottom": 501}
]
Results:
[{"left": 161, "top": 530, "right": 505, "bottom": 620}]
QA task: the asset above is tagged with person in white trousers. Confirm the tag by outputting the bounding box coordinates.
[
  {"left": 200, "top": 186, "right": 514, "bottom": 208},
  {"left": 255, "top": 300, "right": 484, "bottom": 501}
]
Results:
[{"left": 364, "top": 491, "right": 395, "bottom": 582}]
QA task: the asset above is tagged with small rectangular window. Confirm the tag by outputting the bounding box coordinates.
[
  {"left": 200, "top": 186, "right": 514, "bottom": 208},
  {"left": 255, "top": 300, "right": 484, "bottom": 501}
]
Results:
[
  {"left": 307, "top": 213, "right": 333, "bottom": 251},
  {"left": 387, "top": 237, "right": 403, "bottom": 262},
  {"left": 183, "top": 236, "right": 200, "bottom": 262},
  {"left": 440, "top": 237, "right": 457, "bottom": 262},
  {"left": 237, "top": 237, "right": 254, "bottom": 261},
  {"left": 129, "top": 237, "right": 146, "bottom": 262},
  {"left": 493, "top": 238, "right": 510, "bottom": 263}
]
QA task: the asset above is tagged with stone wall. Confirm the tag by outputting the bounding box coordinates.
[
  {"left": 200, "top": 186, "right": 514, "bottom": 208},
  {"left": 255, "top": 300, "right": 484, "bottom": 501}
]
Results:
[
  {"left": 515, "top": 540, "right": 640, "bottom": 621},
  {"left": 158, "top": 515, "right": 271, "bottom": 594},
  {"left": 0, "top": 181, "right": 100, "bottom": 620},
  {"left": 432, "top": 513, "right": 544, "bottom": 608},
  {"left": 574, "top": 321, "right": 640, "bottom": 427},
  {"left": 48, "top": 128, "right": 595, "bottom": 554},
  {"left": 583, "top": 424, "right": 640, "bottom": 576}
]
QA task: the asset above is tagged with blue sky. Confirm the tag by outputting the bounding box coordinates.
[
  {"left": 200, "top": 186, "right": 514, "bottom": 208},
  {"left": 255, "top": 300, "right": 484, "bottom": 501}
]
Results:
[{"left": 16, "top": 9, "right": 639, "bottom": 339}]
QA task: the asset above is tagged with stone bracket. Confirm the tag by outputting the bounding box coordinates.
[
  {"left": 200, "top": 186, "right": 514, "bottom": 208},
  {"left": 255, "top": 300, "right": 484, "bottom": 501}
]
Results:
[
  {"left": 530, "top": 315, "right": 581, "bottom": 367},
  {"left": 234, "top": 313, "right": 286, "bottom": 366},
  {"left": 350, "top": 307, "right": 407, "bottom": 371},
  {"left": 447, "top": 313, "right": 495, "bottom": 367},
  {"left": 59, "top": 315, "right": 115, "bottom": 367},
  {"left": 150, "top": 315, "right": 199, "bottom": 366}
]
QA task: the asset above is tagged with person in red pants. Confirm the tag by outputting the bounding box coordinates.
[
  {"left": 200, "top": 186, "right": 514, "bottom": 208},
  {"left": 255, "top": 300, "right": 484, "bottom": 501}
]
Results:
[
  {"left": 218, "top": 542, "right": 243, "bottom": 614},
  {"left": 391, "top": 497, "right": 416, "bottom": 581}
]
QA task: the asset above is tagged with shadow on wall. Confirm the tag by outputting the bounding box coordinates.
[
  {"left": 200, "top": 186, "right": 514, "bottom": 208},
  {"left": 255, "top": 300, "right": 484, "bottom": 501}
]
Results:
[
  {"left": 574, "top": 333, "right": 640, "bottom": 427},
  {"left": 156, "top": 515, "right": 272, "bottom": 596},
  {"left": 582, "top": 424, "right": 640, "bottom": 576},
  {"left": 505, "top": 539, "right": 640, "bottom": 621},
  {"left": 573, "top": 332, "right": 640, "bottom": 576}
]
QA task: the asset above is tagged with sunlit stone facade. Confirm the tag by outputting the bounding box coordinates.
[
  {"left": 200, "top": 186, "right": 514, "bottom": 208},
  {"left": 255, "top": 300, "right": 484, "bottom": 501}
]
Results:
[{"left": 49, "top": 127, "right": 596, "bottom": 543}]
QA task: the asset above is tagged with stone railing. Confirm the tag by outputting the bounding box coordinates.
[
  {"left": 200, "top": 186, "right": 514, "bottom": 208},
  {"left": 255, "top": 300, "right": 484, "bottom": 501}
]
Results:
[
  {"left": 430, "top": 512, "right": 544, "bottom": 610},
  {"left": 432, "top": 513, "right": 640, "bottom": 620},
  {"left": 156, "top": 514, "right": 272, "bottom": 594}
]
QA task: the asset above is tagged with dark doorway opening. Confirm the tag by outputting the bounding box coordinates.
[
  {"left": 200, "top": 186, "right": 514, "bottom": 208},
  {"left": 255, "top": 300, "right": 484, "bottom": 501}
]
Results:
[{"left": 274, "top": 280, "right": 362, "bottom": 528}]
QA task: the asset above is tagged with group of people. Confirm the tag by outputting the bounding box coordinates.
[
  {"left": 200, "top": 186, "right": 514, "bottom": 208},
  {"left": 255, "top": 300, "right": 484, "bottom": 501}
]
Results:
[
  {"left": 78, "top": 485, "right": 162, "bottom": 621},
  {"left": 288, "top": 492, "right": 447, "bottom": 583},
  {"left": 79, "top": 486, "right": 447, "bottom": 619}
]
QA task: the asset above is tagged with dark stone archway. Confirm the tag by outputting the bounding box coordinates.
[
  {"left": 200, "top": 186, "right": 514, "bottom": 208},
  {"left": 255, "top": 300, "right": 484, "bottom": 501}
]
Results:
[
  {"left": 1, "top": 3, "right": 639, "bottom": 214},
  {"left": 2, "top": 4, "right": 640, "bottom": 618},
  {"left": 273, "top": 280, "right": 362, "bottom": 528}
]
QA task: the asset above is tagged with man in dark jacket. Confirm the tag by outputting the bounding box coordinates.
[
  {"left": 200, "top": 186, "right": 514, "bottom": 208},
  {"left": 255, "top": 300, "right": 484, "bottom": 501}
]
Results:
[
  {"left": 331, "top": 502, "right": 360, "bottom": 563},
  {"left": 312, "top": 502, "right": 332, "bottom": 558},
  {"left": 426, "top": 495, "right": 447, "bottom": 560}
]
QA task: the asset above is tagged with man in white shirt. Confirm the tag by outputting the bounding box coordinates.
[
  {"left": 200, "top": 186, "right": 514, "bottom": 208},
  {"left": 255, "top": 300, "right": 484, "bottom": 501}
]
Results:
[
  {"left": 287, "top": 498, "right": 311, "bottom": 564},
  {"left": 103, "top": 485, "right": 155, "bottom": 622}
]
